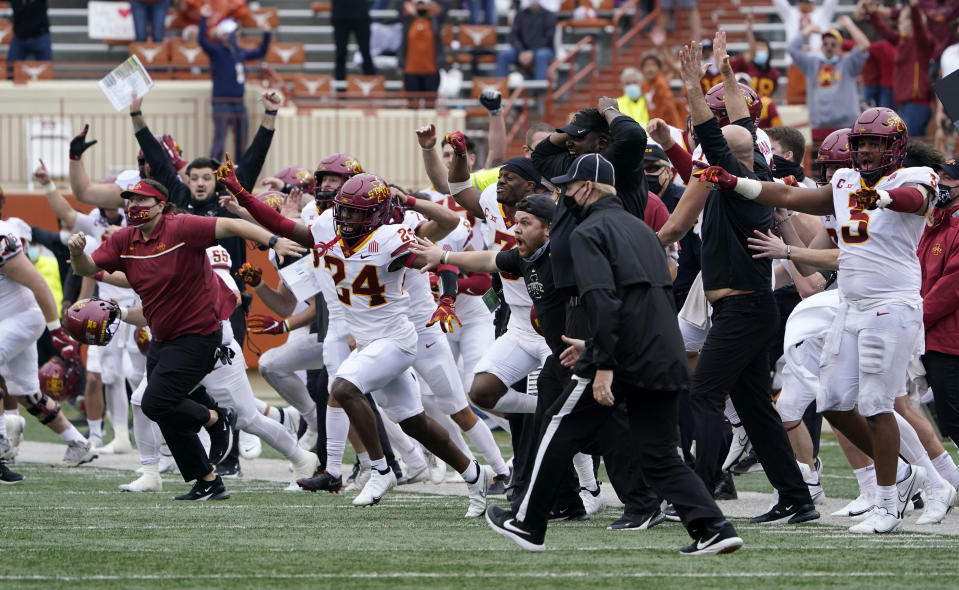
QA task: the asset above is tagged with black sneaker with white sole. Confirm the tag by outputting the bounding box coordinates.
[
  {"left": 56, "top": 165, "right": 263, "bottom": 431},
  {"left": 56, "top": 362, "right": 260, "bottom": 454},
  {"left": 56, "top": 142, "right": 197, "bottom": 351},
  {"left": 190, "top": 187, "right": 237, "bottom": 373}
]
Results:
[
  {"left": 608, "top": 508, "right": 666, "bottom": 531},
  {"left": 680, "top": 521, "right": 743, "bottom": 555},
  {"left": 664, "top": 504, "right": 681, "bottom": 522},
  {"left": 214, "top": 453, "right": 243, "bottom": 478},
  {"left": 729, "top": 449, "right": 763, "bottom": 475},
  {"left": 206, "top": 408, "right": 236, "bottom": 466},
  {"left": 488, "top": 468, "right": 512, "bottom": 495},
  {"left": 486, "top": 505, "right": 545, "bottom": 552},
  {"left": 0, "top": 461, "right": 24, "bottom": 484},
  {"left": 297, "top": 470, "right": 343, "bottom": 493},
  {"left": 547, "top": 503, "right": 589, "bottom": 522},
  {"left": 750, "top": 502, "right": 820, "bottom": 524},
  {"left": 173, "top": 475, "right": 230, "bottom": 501}
]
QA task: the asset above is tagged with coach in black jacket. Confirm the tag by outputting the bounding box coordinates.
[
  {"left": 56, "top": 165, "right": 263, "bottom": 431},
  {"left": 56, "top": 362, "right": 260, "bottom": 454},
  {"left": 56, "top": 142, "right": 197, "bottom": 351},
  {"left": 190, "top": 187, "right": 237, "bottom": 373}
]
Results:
[{"left": 485, "top": 154, "right": 741, "bottom": 556}]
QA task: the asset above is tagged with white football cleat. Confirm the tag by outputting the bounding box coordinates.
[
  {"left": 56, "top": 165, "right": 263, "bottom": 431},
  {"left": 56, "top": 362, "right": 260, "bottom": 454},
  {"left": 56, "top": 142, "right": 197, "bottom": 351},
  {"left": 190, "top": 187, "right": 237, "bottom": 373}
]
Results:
[
  {"left": 722, "top": 425, "right": 751, "bottom": 472},
  {"left": 98, "top": 436, "right": 133, "bottom": 455},
  {"left": 798, "top": 461, "right": 826, "bottom": 505},
  {"left": 54, "top": 440, "right": 98, "bottom": 468},
  {"left": 832, "top": 493, "right": 876, "bottom": 517},
  {"left": 291, "top": 448, "right": 320, "bottom": 480},
  {"left": 5, "top": 414, "right": 25, "bottom": 457},
  {"left": 465, "top": 463, "right": 494, "bottom": 518},
  {"left": 896, "top": 465, "right": 926, "bottom": 516},
  {"left": 916, "top": 484, "right": 957, "bottom": 525},
  {"left": 158, "top": 454, "right": 178, "bottom": 474},
  {"left": 239, "top": 431, "right": 262, "bottom": 460},
  {"left": 280, "top": 406, "right": 300, "bottom": 438},
  {"left": 849, "top": 507, "right": 902, "bottom": 534},
  {"left": 579, "top": 485, "right": 607, "bottom": 515},
  {"left": 352, "top": 468, "right": 396, "bottom": 506},
  {"left": 346, "top": 465, "right": 372, "bottom": 491},
  {"left": 120, "top": 468, "right": 162, "bottom": 492},
  {"left": 426, "top": 451, "right": 447, "bottom": 484}
]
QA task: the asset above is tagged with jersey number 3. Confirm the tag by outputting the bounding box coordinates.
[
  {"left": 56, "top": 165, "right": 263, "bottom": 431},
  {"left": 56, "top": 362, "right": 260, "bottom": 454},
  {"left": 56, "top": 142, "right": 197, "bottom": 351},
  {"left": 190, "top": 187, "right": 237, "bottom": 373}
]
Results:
[
  {"left": 841, "top": 197, "right": 870, "bottom": 244},
  {"left": 324, "top": 256, "right": 387, "bottom": 307}
]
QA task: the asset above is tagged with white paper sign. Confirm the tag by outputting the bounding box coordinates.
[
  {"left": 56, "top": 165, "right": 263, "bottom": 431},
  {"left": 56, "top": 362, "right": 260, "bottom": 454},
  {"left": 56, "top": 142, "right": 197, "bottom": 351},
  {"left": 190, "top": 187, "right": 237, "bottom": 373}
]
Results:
[
  {"left": 278, "top": 254, "right": 324, "bottom": 302},
  {"left": 98, "top": 55, "right": 154, "bottom": 112},
  {"left": 88, "top": 1, "right": 135, "bottom": 40}
]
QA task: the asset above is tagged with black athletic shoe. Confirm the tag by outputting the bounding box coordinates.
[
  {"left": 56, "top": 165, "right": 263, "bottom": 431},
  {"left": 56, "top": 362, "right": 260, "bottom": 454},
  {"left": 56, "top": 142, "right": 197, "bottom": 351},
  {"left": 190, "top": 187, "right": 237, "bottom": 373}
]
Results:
[
  {"left": 0, "top": 462, "right": 24, "bottom": 485},
  {"left": 488, "top": 468, "right": 512, "bottom": 495},
  {"left": 173, "top": 475, "right": 230, "bottom": 501},
  {"left": 485, "top": 505, "right": 545, "bottom": 552},
  {"left": 547, "top": 503, "right": 589, "bottom": 522},
  {"left": 215, "top": 454, "right": 242, "bottom": 478},
  {"left": 297, "top": 470, "right": 343, "bottom": 493},
  {"left": 664, "top": 504, "right": 681, "bottom": 522},
  {"left": 680, "top": 521, "right": 743, "bottom": 555},
  {"left": 608, "top": 508, "right": 666, "bottom": 531},
  {"left": 911, "top": 491, "right": 925, "bottom": 510},
  {"left": 713, "top": 472, "right": 738, "bottom": 500},
  {"left": 730, "top": 449, "right": 763, "bottom": 475},
  {"left": 207, "top": 408, "right": 236, "bottom": 466},
  {"left": 750, "top": 502, "right": 820, "bottom": 524}
]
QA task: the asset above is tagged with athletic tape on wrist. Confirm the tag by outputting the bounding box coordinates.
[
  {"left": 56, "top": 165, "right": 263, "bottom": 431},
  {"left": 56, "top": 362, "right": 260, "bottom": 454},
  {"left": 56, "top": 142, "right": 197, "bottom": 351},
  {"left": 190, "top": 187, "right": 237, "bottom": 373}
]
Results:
[
  {"left": 447, "top": 179, "right": 473, "bottom": 195},
  {"left": 735, "top": 177, "right": 762, "bottom": 200}
]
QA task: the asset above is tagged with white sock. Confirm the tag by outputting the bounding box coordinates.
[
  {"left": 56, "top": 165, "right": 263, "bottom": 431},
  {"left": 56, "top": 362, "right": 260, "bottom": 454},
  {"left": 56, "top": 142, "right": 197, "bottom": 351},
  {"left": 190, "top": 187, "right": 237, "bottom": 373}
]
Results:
[
  {"left": 370, "top": 456, "right": 388, "bottom": 473},
  {"left": 465, "top": 421, "right": 508, "bottom": 476},
  {"left": 5, "top": 409, "right": 19, "bottom": 418},
  {"left": 325, "top": 407, "right": 350, "bottom": 478},
  {"left": 357, "top": 451, "right": 371, "bottom": 468},
  {"left": 573, "top": 452, "right": 597, "bottom": 491},
  {"left": 132, "top": 404, "right": 162, "bottom": 465},
  {"left": 876, "top": 484, "right": 898, "bottom": 515},
  {"left": 87, "top": 418, "right": 104, "bottom": 439},
  {"left": 492, "top": 388, "right": 537, "bottom": 413},
  {"left": 932, "top": 451, "right": 959, "bottom": 489},
  {"left": 894, "top": 412, "right": 948, "bottom": 493},
  {"left": 724, "top": 397, "right": 741, "bottom": 426},
  {"left": 253, "top": 398, "right": 268, "bottom": 415},
  {"left": 460, "top": 459, "right": 479, "bottom": 483},
  {"left": 60, "top": 424, "right": 86, "bottom": 445},
  {"left": 854, "top": 465, "right": 877, "bottom": 498},
  {"left": 896, "top": 458, "right": 911, "bottom": 483},
  {"left": 105, "top": 381, "right": 129, "bottom": 434}
]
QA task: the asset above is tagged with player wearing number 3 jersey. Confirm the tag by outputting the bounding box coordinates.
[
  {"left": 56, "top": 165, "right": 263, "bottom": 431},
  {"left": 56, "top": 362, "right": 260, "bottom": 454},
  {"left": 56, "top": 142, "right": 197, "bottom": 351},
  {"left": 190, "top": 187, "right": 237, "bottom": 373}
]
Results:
[
  {"left": 701, "top": 107, "right": 937, "bottom": 534},
  {"left": 217, "top": 159, "right": 494, "bottom": 516}
]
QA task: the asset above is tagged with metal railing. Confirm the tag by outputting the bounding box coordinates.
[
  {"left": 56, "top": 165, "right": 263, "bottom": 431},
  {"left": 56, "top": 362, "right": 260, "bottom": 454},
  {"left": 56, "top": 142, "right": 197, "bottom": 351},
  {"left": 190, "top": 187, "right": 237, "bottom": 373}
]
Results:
[{"left": 545, "top": 35, "right": 598, "bottom": 119}]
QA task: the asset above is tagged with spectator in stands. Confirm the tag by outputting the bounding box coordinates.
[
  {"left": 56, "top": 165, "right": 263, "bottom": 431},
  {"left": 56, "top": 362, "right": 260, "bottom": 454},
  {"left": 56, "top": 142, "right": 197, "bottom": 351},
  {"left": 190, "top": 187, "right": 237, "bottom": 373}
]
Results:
[
  {"left": 131, "top": 0, "right": 170, "bottom": 43},
  {"left": 495, "top": 0, "right": 557, "bottom": 82},
  {"left": 788, "top": 18, "right": 869, "bottom": 154},
  {"left": 640, "top": 51, "right": 685, "bottom": 129},
  {"left": 773, "top": 0, "right": 840, "bottom": 105},
  {"left": 866, "top": 0, "right": 936, "bottom": 138},
  {"left": 332, "top": 0, "right": 377, "bottom": 84},
  {"left": 735, "top": 73, "right": 781, "bottom": 129},
  {"left": 198, "top": 5, "right": 272, "bottom": 161},
  {"left": 765, "top": 126, "right": 815, "bottom": 188},
  {"left": 616, "top": 68, "right": 649, "bottom": 126},
  {"left": 729, "top": 14, "right": 781, "bottom": 98},
  {"left": 7, "top": 0, "right": 51, "bottom": 79},
  {"left": 943, "top": 19, "right": 959, "bottom": 77},
  {"left": 178, "top": 0, "right": 251, "bottom": 28},
  {"left": 861, "top": 41, "right": 897, "bottom": 110},
  {"left": 400, "top": 0, "right": 444, "bottom": 94},
  {"left": 657, "top": 0, "right": 700, "bottom": 49},
  {"left": 468, "top": 0, "right": 497, "bottom": 26}
]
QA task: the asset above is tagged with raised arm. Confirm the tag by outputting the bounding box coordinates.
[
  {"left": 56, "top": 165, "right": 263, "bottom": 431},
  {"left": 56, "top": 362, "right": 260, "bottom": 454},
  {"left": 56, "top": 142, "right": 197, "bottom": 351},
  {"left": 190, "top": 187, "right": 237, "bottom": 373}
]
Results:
[
  {"left": 129, "top": 93, "right": 183, "bottom": 195},
  {"left": 713, "top": 30, "right": 750, "bottom": 125},
  {"left": 34, "top": 160, "right": 77, "bottom": 229},
  {"left": 445, "top": 131, "right": 485, "bottom": 219},
  {"left": 480, "top": 89, "right": 507, "bottom": 168},
  {"left": 400, "top": 193, "right": 460, "bottom": 242},
  {"left": 837, "top": 14, "right": 870, "bottom": 53},
  {"left": 68, "top": 125, "right": 124, "bottom": 208},
  {"left": 66, "top": 232, "right": 103, "bottom": 277},
  {"left": 236, "top": 90, "right": 282, "bottom": 191},
  {"left": 409, "top": 236, "right": 500, "bottom": 273},
  {"left": 680, "top": 42, "right": 714, "bottom": 127},
  {"left": 415, "top": 124, "right": 452, "bottom": 194}
]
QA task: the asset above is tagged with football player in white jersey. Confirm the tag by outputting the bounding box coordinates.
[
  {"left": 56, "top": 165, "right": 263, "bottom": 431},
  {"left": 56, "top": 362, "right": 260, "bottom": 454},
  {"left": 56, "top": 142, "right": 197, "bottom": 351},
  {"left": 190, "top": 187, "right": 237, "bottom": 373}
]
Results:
[
  {"left": 35, "top": 160, "right": 144, "bottom": 453},
  {"left": 702, "top": 107, "right": 941, "bottom": 533},
  {"left": 444, "top": 135, "right": 552, "bottom": 416},
  {"left": 0, "top": 218, "right": 97, "bottom": 468},
  {"left": 219, "top": 160, "right": 494, "bottom": 515},
  {"left": 94, "top": 245, "right": 320, "bottom": 492}
]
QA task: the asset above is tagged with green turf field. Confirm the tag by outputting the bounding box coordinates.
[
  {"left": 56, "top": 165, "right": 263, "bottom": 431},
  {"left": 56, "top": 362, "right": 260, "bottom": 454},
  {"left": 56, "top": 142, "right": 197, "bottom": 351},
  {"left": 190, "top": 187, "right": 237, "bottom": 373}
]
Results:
[{"left": 5, "top": 406, "right": 959, "bottom": 590}]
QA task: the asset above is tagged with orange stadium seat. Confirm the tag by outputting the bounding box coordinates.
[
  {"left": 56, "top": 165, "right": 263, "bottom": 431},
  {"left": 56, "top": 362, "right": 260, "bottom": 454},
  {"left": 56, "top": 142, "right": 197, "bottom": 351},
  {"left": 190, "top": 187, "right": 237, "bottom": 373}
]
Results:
[
  {"left": 266, "top": 43, "right": 306, "bottom": 66},
  {"left": 291, "top": 74, "right": 333, "bottom": 97},
  {"left": 456, "top": 25, "right": 498, "bottom": 65},
  {"left": 242, "top": 7, "right": 280, "bottom": 30},
  {"left": 344, "top": 75, "right": 386, "bottom": 97},
  {"left": 168, "top": 40, "right": 209, "bottom": 79},
  {"left": 466, "top": 77, "right": 509, "bottom": 118},
  {"left": 13, "top": 61, "right": 54, "bottom": 84}
]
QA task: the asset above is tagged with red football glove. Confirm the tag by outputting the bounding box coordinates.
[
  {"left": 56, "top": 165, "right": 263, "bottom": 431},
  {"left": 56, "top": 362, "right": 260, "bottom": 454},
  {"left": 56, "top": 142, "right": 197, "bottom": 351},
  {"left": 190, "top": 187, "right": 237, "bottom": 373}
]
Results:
[
  {"left": 237, "top": 262, "right": 263, "bottom": 288},
  {"left": 50, "top": 326, "right": 78, "bottom": 360},
  {"left": 699, "top": 166, "right": 740, "bottom": 191},
  {"left": 426, "top": 295, "right": 462, "bottom": 333},
  {"left": 445, "top": 131, "right": 468, "bottom": 156},
  {"left": 247, "top": 314, "right": 289, "bottom": 334},
  {"left": 781, "top": 175, "right": 800, "bottom": 188},
  {"left": 850, "top": 187, "right": 881, "bottom": 210},
  {"left": 216, "top": 153, "right": 244, "bottom": 195},
  {"left": 160, "top": 135, "right": 188, "bottom": 171}
]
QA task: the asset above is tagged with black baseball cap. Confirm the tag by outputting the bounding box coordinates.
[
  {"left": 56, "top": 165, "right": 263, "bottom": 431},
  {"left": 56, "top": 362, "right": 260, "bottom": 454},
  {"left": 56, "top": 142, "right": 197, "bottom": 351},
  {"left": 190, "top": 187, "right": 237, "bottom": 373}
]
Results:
[
  {"left": 550, "top": 153, "right": 616, "bottom": 186},
  {"left": 644, "top": 145, "right": 669, "bottom": 162},
  {"left": 500, "top": 157, "right": 542, "bottom": 184},
  {"left": 557, "top": 109, "right": 610, "bottom": 138},
  {"left": 937, "top": 158, "right": 959, "bottom": 179},
  {"left": 516, "top": 194, "right": 556, "bottom": 222}
]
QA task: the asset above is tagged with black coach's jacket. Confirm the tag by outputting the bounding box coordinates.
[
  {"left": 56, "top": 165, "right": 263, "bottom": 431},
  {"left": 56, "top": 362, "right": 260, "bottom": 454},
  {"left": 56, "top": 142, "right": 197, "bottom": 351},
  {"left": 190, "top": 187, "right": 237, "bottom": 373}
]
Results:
[{"left": 571, "top": 196, "right": 689, "bottom": 392}]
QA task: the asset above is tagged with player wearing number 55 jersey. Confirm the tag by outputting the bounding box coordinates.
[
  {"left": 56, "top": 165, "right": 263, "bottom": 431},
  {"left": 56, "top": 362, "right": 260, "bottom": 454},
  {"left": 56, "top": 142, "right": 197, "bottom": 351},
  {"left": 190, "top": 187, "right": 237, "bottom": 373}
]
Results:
[
  {"left": 701, "top": 107, "right": 938, "bottom": 534},
  {"left": 218, "top": 161, "right": 494, "bottom": 515}
]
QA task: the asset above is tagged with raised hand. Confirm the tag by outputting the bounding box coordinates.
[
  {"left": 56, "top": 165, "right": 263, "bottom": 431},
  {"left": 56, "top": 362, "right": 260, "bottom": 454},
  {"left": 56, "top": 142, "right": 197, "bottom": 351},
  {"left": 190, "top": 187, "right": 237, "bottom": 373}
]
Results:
[
  {"left": 646, "top": 118, "right": 674, "bottom": 148},
  {"left": 216, "top": 153, "right": 243, "bottom": 194},
  {"left": 479, "top": 88, "right": 503, "bottom": 114},
  {"left": 416, "top": 124, "right": 437, "bottom": 149},
  {"left": 426, "top": 296, "right": 462, "bottom": 333},
  {"left": 33, "top": 159, "right": 52, "bottom": 186},
  {"left": 69, "top": 124, "right": 98, "bottom": 161},
  {"left": 713, "top": 30, "right": 731, "bottom": 73},
  {"left": 261, "top": 89, "right": 283, "bottom": 111},
  {"left": 444, "top": 131, "right": 468, "bottom": 156},
  {"left": 237, "top": 262, "right": 263, "bottom": 287}
]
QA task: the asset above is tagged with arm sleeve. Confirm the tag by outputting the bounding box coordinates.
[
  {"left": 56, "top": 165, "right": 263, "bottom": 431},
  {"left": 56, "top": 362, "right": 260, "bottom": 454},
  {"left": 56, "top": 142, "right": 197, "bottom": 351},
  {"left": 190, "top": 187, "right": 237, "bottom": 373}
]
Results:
[
  {"left": 236, "top": 125, "right": 276, "bottom": 191},
  {"left": 135, "top": 127, "right": 180, "bottom": 196},
  {"left": 91, "top": 235, "right": 122, "bottom": 273},
  {"left": 494, "top": 248, "right": 523, "bottom": 276},
  {"left": 233, "top": 187, "right": 302, "bottom": 240},
  {"left": 665, "top": 143, "right": 694, "bottom": 184},
  {"left": 437, "top": 267, "right": 458, "bottom": 299},
  {"left": 458, "top": 271, "right": 492, "bottom": 296},
  {"left": 843, "top": 47, "right": 868, "bottom": 75},
  {"left": 571, "top": 230, "right": 620, "bottom": 370}
]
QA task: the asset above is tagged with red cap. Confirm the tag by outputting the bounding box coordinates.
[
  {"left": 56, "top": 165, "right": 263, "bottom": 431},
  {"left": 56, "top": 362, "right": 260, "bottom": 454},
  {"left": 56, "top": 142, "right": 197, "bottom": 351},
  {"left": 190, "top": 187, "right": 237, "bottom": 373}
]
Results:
[{"left": 120, "top": 180, "right": 168, "bottom": 202}]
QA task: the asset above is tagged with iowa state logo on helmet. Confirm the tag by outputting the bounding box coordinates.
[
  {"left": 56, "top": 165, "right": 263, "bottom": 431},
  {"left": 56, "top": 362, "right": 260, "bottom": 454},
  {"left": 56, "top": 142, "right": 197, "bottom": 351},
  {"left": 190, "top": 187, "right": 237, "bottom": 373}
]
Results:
[{"left": 882, "top": 114, "right": 906, "bottom": 133}]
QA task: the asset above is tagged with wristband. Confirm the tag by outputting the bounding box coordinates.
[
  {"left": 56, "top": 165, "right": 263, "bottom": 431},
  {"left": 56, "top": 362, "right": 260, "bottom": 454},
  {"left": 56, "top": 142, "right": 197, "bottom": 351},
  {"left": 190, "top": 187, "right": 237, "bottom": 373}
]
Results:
[
  {"left": 786, "top": 245, "right": 791, "bottom": 260},
  {"left": 283, "top": 319, "right": 291, "bottom": 332},
  {"left": 129, "top": 110, "right": 142, "bottom": 117},
  {"left": 874, "top": 189, "right": 892, "bottom": 209},
  {"left": 601, "top": 106, "right": 618, "bottom": 115},
  {"left": 733, "top": 177, "right": 763, "bottom": 200},
  {"left": 447, "top": 179, "right": 473, "bottom": 195},
  {"left": 404, "top": 195, "right": 418, "bottom": 209},
  {"left": 46, "top": 320, "right": 60, "bottom": 331},
  {"left": 119, "top": 307, "right": 129, "bottom": 321},
  {"left": 42, "top": 181, "right": 57, "bottom": 193},
  {"left": 268, "top": 235, "right": 279, "bottom": 248},
  {"left": 440, "top": 251, "right": 449, "bottom": 264},
  {"left": 265, "top": 109, "right": 278, "bottom": 116}
]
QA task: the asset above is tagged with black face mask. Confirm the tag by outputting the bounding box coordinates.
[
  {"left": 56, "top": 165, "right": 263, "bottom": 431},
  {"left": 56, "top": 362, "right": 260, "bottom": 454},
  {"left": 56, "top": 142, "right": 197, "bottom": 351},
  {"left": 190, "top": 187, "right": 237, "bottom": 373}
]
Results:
[
  {"left": 934, "top": 184, "right": 958, "bottom": 209},
  {"left": 416, "top": 7, "right": 429, "bottom": 15},
  {"left": 772, "top": 154, "right": 805, "bottom": 181},
  {"left": 560, "top": 185, "right": 585, "bottom": 219},
  {"left": 645, "top": 173, "right": 664, "bottom": 195}
]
